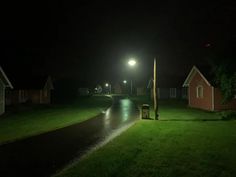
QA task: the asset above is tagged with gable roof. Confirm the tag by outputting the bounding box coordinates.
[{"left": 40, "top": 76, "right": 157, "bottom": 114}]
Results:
[
  {"left": 10, "top": 75, "right": 53, "bottom": 90},
  {"left": 182, "top": 65, "right": 214, "bottom": 87},
  {"left": 0, "top": 66, "right": 13, "bottom": 88}
]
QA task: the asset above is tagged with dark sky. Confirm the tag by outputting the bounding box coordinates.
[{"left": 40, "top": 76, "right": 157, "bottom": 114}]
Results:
[{"left": 1, "top": 0, "right": 236, "bottom": 84}]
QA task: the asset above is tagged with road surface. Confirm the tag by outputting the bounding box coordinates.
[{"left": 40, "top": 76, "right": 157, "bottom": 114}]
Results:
[{"left": 0, "top": 96, "right": 139, "bottom": 177}]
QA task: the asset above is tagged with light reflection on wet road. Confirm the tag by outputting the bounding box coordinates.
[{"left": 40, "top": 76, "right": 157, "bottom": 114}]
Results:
[{"left": 0, "top": 96, "right": 139, "bottom": 177}]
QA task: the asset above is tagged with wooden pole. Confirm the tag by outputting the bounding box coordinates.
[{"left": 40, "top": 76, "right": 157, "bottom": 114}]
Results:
[{"left": 153, "top": 58, "right": 159, "bottom": 120}]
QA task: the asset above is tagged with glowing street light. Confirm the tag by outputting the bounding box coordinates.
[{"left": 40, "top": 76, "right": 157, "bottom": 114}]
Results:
[
  {"left": 128, "top": 59, "right": 136, "bottom": 67},
  {"left": 127, "top": 59, "right": 137, "bottom": 95},
  {"left": 123, "top": 80, "right": 127, "bottom": 84},
  {"left": 105, "top": 83, "right": 109, "bottom": 87}
]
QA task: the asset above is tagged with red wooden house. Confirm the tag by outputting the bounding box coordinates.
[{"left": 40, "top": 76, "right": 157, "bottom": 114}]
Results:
[
  {"left": 6, "top": 76, "right": 54, "bottom": 105},
  {"left": 183, "top": 65, "right": 236, "bottom": 111}
]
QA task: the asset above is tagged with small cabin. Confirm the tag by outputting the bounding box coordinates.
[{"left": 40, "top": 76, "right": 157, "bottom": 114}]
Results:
[{"left": 183, "top": 65, "right": 236, "bottom": 111}]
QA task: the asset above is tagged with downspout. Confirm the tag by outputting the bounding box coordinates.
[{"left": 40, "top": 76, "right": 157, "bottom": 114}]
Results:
[
  {"left": 211, "top": 86, "right": 215, "bottom": 111},
  {"left": 188, "top": 86, "right": 191, "bottom": 106}
]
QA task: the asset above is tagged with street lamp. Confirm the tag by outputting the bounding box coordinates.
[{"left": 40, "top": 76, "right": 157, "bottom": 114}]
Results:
[
  {"left": 128, "top": 59, "right": 136, "bottom": 67},
  {"left": 127, "top": 59, "right": 136, "bottom": 95},
  {"left": 123, "top": 80, "right": 127, "bottom": 84},
  {"left": 105, "top": 83, "right": 111, "bottom": 94}
]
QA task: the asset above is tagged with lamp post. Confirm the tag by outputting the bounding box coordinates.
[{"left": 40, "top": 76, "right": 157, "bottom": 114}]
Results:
[
  {"left": 123, "top": 80, "right": 127, "bottom": 94},
  {"left": 126, "top": 57, "right": 158, "bottom": 119},
  {"left": 128, "top": 59, "right": 136, "bottom": 95}
]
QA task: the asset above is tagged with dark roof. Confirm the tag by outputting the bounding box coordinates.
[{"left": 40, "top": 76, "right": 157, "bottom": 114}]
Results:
[{"left": 9, "top": 75, "right": 49, "bottom": 90}]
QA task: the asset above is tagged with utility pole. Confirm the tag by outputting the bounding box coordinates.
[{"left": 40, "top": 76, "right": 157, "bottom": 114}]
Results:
[{"left": 153, "top": 58, "right": 159, "bottom": 120}]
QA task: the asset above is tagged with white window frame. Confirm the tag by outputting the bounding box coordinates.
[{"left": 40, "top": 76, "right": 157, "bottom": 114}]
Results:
[
  {"left": 170, "top": 88, "right": 177, "bottom": 98},
  {"left": 196, "top": 85, "right": 203, "bottom": 98}
]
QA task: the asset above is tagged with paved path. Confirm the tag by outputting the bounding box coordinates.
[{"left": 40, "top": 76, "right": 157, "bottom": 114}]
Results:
[{"left": 0, "top": 96, "right": 139, "bottom": 177}]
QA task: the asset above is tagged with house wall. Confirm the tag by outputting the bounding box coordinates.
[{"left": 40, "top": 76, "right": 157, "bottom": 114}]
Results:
[
  {"left": 0, "top": 80, "right": 5, "bottom": 115},
  {"left": 113, "top": 84, "right": 122, "bottom": 94},
  {"left": 41, "top": 89, "right": 51, "bottom": 104},
  {"left": 189, "top": 72, "right": 213, "bottom": 111},
  {"left": 29, "top": 90, "right": 41, "bottom": 103},
  {"left": 25, "top": 89, "right": 50, "bottom": 104},
  {"left": 6, "top": 89, "right": 51, "bottom": 104},
  {"left": 6, "top": 90, "right": 19, "bottom": 104},
  {"left": 214, "top": 88, "right": 236, "bottom": 110}
]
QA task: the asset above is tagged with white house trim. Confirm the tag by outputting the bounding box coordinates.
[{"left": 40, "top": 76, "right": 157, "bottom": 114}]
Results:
[
  {"left": 44, "top": 76, "right": 54, "bottom": 90},
  {"left": 183, "top": 66, "right": 211, "bottom": 87},
  {"left": 0, "top": 66, "right": 13, "bottom": 89}
]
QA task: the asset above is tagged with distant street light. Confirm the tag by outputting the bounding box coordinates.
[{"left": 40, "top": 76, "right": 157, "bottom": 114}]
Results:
[
  {"left": 123, "top": 80, "right": 127, "bottom": 84},
  {"left": 105, "top": 83, "right": 111, "bottom": 94}
]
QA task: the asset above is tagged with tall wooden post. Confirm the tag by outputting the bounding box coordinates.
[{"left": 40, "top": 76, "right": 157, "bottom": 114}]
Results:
[{"left": 153, "top": 58, "right": 159, "bottom": 120}]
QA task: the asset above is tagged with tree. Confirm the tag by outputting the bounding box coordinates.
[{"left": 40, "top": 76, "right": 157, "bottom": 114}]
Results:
[{"left": 213, "top": 62, "right": 236, "bottom": 103}]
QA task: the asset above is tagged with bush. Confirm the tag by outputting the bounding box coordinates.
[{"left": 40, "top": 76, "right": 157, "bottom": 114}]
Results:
[{"left": 219, "top": 110, "right": 236, "bottom": 120}]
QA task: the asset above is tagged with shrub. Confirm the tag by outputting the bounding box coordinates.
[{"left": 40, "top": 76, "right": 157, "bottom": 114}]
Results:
[{"left": 219, "top": 110, "right": 236, "bottom": 120}]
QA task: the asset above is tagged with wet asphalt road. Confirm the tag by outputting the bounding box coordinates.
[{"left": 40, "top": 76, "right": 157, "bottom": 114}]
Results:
[{"left": 0, "top": 96, "right": 139, "bottom": 177}]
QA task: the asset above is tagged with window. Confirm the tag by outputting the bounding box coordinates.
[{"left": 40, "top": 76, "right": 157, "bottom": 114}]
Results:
[
  {"left": 170, "top": 88, "right": 176, "bottom": 98},
  {"left": 196, "top": 85, "right": 203, "bottom": 98}
]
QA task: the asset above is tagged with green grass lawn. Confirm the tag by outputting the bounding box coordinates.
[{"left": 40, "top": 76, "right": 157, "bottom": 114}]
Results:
[
  {"left": 54, "top": 97, "right": 236, "bottom": 177},
  {"left": 0, "top": 96, "right": 112, "bottom": 145},
  {"left": 54, "top": 120, "right": 236, "bottom": 177},
  {"left": 131, "top": 96, "right": 221, "bottom": 120}
]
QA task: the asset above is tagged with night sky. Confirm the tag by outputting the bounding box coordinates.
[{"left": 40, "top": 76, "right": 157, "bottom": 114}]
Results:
[{"left": 1, "top": 0, "right": 236, "bottom": 85}]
